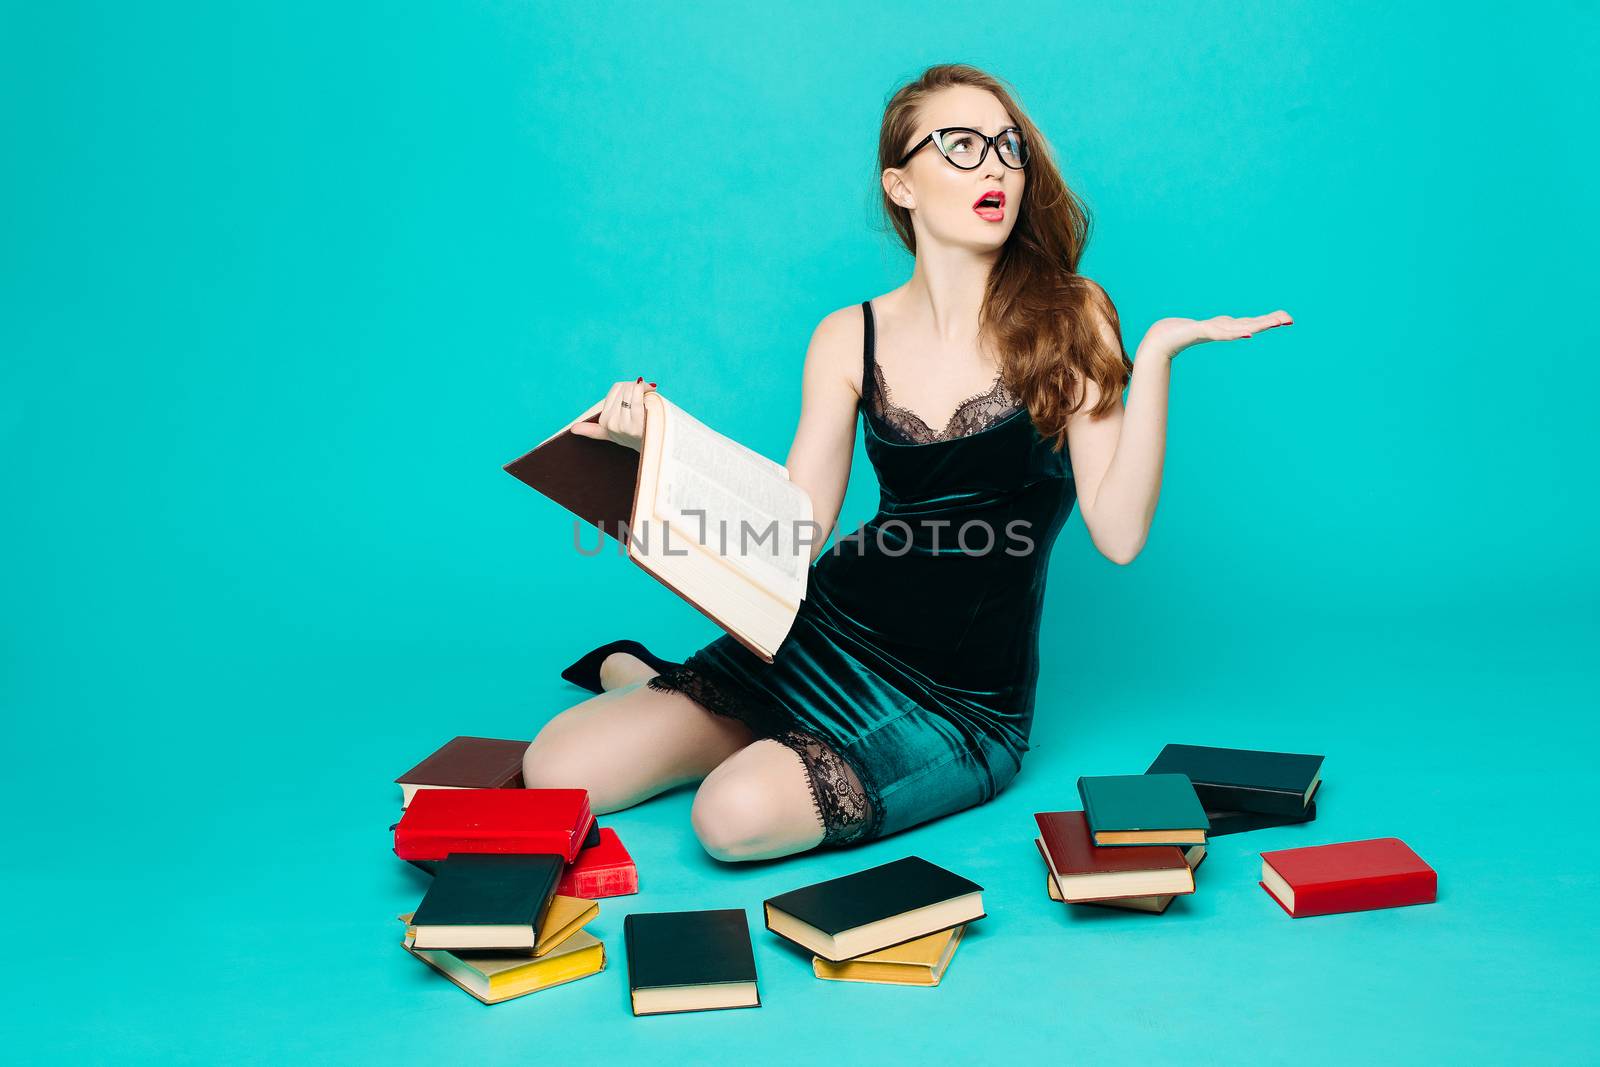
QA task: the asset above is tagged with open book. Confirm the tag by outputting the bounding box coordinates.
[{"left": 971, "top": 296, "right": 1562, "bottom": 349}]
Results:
[{"left": 503, "top": 391, "right": 813, "bottom": 662}]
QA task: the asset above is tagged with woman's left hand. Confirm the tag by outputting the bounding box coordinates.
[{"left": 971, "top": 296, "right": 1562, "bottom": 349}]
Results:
[{"left": 1140, "top": 310, "right": 1293, "bottom": 360}]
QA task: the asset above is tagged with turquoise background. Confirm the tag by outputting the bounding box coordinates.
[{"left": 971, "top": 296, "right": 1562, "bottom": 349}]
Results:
[{"left": 4, "top": 1, "right": 1596, "bottom": 1062}]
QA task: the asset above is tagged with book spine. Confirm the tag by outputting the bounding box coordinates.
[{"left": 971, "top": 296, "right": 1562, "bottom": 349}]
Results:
[
  {"left": 1295, "top": 870, "right": 1437, "bottom": 916},
  {"left": 622, "top": 916, "right": 639, "bottom": 997},
  {"left": 394, "top": 828, "right": 581, "bottom": 863},
  {"left": 1192, "top": 782, "right": 1308, "bottom": 818},
  {"left": 559, "top": 865, "right": 639, "bottom": 898},
  {"left": 1075, "top": 778, "right": 1099, "bottom": 835}
]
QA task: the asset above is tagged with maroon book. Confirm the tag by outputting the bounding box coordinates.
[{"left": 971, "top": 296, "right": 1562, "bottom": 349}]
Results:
[
  {"left": 1260, "top": 837, "right": 1436, "bottom": 917},
  {"left": 394, "top": 788, "right": 594, "bottom": 864},
  {"left": 395, "top": 736, "right": 529, "bottom": 807},
  {"left": 1034, "top": 810, "right": 1195, "bottom": 902}
]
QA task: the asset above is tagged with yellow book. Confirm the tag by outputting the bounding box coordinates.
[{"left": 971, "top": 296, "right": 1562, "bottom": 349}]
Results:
[
  {"left": 533, "top": 895, "right": 600, "bottom": 956},
  {"left": 401, "top": 926, "right": 606, "bottom": 1004},
  {"left": 811, "top": 925, "right": 963, "bottom": 986}
]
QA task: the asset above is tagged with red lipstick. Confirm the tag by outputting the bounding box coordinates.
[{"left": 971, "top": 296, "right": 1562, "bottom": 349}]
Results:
[{"left": 972, "top": 188, "right": 1005, "bottom": 221}]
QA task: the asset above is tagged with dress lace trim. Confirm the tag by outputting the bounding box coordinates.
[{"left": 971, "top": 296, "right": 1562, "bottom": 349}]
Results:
[
  {"left": 861, "top": 299, "right": 1024, "bottom": 445},
  {"left": 771, "top": 728, "right": 875, "bottom": 846},
  {"left": 646, "top": 664, "right": 880, "bottom": 845},
  {"left": 867, "top": 358, "right": 1023, "bottom": 445}
]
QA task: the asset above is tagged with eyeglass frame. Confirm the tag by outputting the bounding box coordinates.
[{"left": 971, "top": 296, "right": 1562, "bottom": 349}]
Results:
[{"left": 896, "top": 126, "right": 1029, "bottom": 170}]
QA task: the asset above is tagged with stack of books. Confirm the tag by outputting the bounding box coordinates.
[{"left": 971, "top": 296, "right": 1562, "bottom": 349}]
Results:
[
  {"left": 1032, "top": 746, "right": 1329, "bottom": 914},
  {"left": 761, "top": 856, "right": 985, "bottom": 987},
  {"left": 1174, "top": 746, "right": 1437, "bottom": 918},
  {"left": 1035, "top": 773, "right": 1210, "bottom": 914},
  {"left": 398, "top": 854, "right": 605, "bottom": 1004},
  {"left": 394, "top": 736, "right": 640, "bottom": 895},
  {"left": 1032, "top": 744, "right": 1436, "bottom": 920},
  {"left": 389, "top": 737, "right": 641, "bottom": 1004}
]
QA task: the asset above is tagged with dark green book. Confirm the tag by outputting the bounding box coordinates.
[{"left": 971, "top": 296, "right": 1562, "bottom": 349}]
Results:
[
  {"left": 763, "top": 856, "right": 985, "bottom": 962},
  {"left": 408, "top": 853, "right": 564, "bottom": 951},
  {"left": 1077, "top": 773, "right": 1210, "bottom": 846},
  {"left": 1145, "top": 743, "right": 1323, "bottom": 817},
  {"left": 623, "top": 909, "right": 760, "bottom": 1016}
]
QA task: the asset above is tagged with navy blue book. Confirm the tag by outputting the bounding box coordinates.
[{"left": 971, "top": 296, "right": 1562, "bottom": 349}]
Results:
[{"left": 1146, "top": 743, "right": 1323, "bottom": 817}]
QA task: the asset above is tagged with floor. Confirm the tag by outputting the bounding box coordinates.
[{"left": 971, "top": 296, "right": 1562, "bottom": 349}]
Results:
[{"left": 11, "top": 609, "right": 1594, "bottom": 1065}]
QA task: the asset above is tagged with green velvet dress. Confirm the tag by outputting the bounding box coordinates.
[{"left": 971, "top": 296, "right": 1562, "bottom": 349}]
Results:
[{"left": 646, "top": 299, "right": 1077, "bottom": 845}]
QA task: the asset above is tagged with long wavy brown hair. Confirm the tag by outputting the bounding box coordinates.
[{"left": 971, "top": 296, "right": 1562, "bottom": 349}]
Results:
[{"left": 878, "top": 64, "right": 1131, "bottom": 452}]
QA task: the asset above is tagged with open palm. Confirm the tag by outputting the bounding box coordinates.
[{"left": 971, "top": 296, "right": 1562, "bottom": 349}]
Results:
[{"left": 1144, "top": 310, "right": 1293, "bottom": 357}]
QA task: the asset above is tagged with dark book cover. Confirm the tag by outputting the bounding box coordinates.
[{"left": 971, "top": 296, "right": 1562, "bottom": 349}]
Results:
[
  {"left": 395, "top": 736, "right": 529, "bottom": 798},
  {"left": 623, "top": 909, "right": 760, "bottom": 1006},
  {"left": 503, "top": 408, "right": 639, "bottom": 545},
  {"left": 410, "top": 853, "right": 565, "bottom": 936},
  {"left": 762, "top": 856, "right": 983, "bottom": 936},
  {"left": 1034, "top": 811, "right": 1192, "bottom": 878},
  {"left": 1208, "top": 798, "right": 1319, "bottom": 837},
  {"left": 1146, "top": 743, "right": 1324, "bottom": 817},
  {"left": 1077, "top": 774, "right": 1210, "bottom": 844}
]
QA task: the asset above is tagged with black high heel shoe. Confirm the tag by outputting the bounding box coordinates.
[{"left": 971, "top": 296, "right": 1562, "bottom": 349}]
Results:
[{"left": 559, "top": 639, "right": 683, "bottom": 694}]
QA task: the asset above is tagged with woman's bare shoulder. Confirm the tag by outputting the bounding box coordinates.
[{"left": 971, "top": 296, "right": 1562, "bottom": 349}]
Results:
[
  {"left": 811, "top": 300, "right": 868, "bottom": 344},
  {"left": 804, "top": 302, "right": 871, "bottom": 398}
]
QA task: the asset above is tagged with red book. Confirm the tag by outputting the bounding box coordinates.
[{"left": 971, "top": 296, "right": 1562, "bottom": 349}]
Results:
[
  {"left": 393, "top": 788, "right": 594, "bottom": 864},
  {"left": 557, "top": 827, "right": 638, "bottom": 898},
  {"left": 1034, "top": 810, "right": 1195, "bottom": 902},
  {"left": 1259, "top": 837, "right": 1436, "bottom": 917}
]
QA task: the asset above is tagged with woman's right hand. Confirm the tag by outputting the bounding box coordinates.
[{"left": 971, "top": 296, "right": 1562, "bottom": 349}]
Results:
[{"left": 568, "top": 376, "right": 658, "bottom": 452}]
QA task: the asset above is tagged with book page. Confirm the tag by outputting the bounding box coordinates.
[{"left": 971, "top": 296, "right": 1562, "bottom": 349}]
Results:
[{"left": 648, "top": 398, "right": 812, "bottom": 603}]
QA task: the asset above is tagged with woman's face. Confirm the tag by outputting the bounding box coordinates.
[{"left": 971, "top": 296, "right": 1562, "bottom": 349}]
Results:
[{"left": 886, "top": 85, "right": 1026, "bottom": 253}]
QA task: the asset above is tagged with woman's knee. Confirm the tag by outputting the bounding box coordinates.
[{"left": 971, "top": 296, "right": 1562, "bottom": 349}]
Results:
[
  {"left": 985, "top": 745, "right": 1024, "bottom": 800},
  {"left": 690, "top": 753, "right": 822, "bottom": 862},
  {"left": 690, "top": 778, "right": 784, "bottom": 862}
]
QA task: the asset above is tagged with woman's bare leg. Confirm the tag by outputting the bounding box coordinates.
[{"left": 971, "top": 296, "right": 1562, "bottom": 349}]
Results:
[
  {"left": 690, "top": 741, "right": 826, "bottom": 861},
  {"left": 531, "top": 665, "right": 831, "bottom": 860},
  {"left": 523, "top": 680, "right": 756, "bottom": 813},
  {"left": 597, "top": 651, "right": 657, "bottom": 691}
]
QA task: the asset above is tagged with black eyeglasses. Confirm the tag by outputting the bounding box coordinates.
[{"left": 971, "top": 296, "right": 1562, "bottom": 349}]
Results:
[{"left": 898, "top": 126, "right": 1029, "bottom": 170}]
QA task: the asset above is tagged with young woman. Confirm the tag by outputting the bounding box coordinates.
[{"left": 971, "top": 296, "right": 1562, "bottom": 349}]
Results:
[{"left": 524, "top": 63, "right": 1291, "bottom": 861}]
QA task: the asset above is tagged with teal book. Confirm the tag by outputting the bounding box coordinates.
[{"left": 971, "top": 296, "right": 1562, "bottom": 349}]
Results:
[{"left": 1077, "top": 773, "right": 1210, "bottom": 846}]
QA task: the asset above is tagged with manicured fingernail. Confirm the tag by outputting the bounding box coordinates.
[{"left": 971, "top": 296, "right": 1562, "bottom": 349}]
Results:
[
  {"left": 635, "top": 375, "right": 643, "bottom": 382},
  {"left": 647, "top": 382, "right": 657, "bottom": 388}
]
